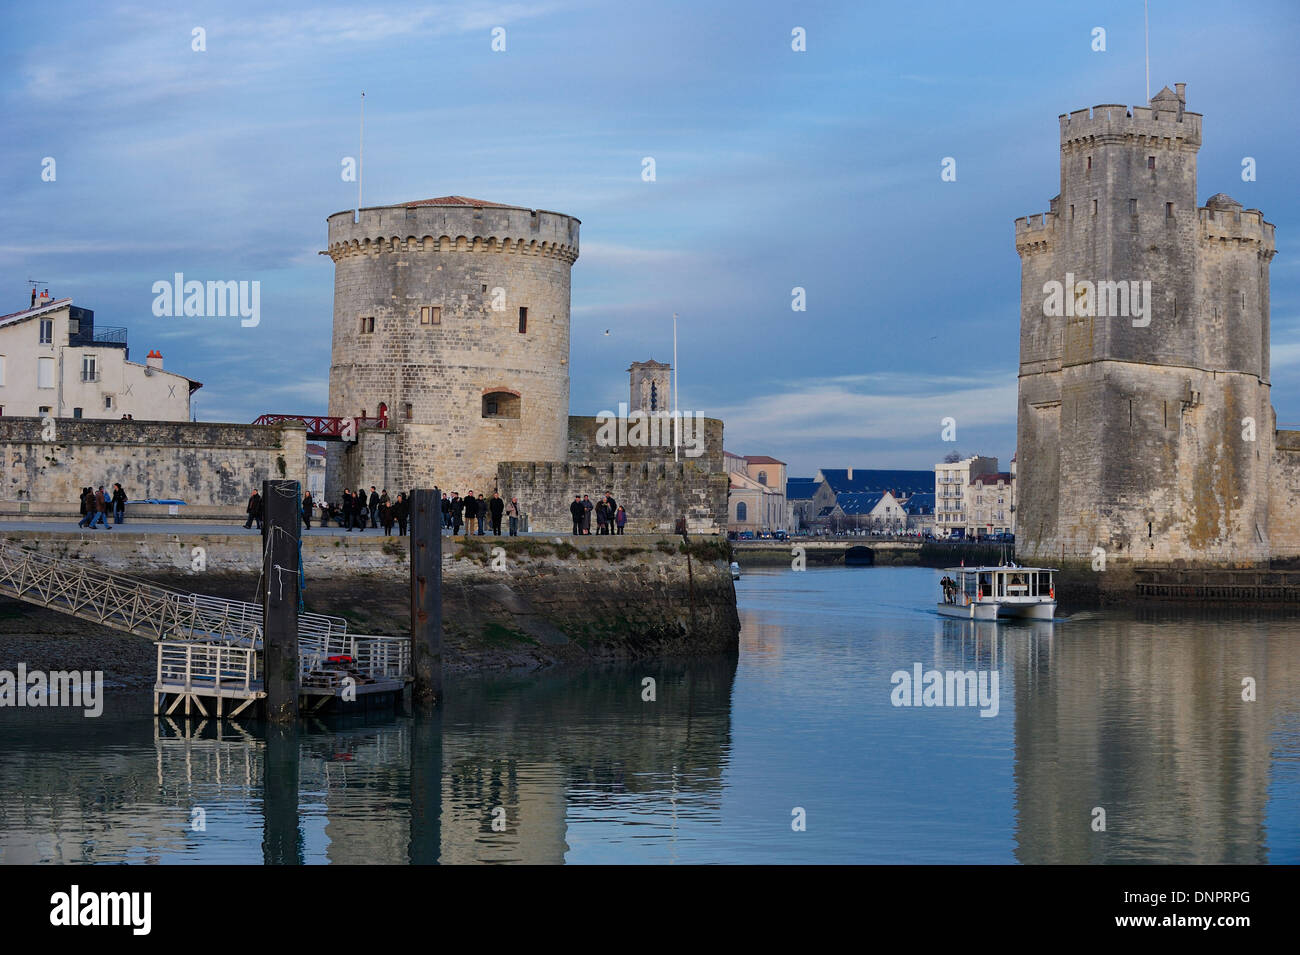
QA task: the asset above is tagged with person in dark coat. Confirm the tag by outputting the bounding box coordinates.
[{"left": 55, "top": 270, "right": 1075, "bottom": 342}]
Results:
[
  {"left": 111, "top": 483, "right": 127, "bottom": 524},
  {"left": 244, "top": 489, "right": 262, "bottom": 530},
  {"left": 77, "top": 487, "right": 94, "bottom": 528},
  {"left": 93, "top": 486, "right": 110, "bottom": 528},
  {"left": 380, "top": 498, "right": 394, "bottom": 536},
  {"left": 570, "top": 495, "right": 584, "bottom": 535},
  {"left": 489, "top": 492, "right": 505, "bottom": 535},
  {"left": 463, "top": 492, "right": 478, "bottom": 536},
  {"left": 342, "top": 489, "right": 355, "bottom": 531},
  {"left": 451, "top": 493, "right": 464, "bottom": 535},
  {"left": 302, "top": 490, "right": 314, "bottom": 529},
  {"left": 395, "top": 493, "right": 409, "bottom": 536},
  {"left": 581, "top": 494, "right": 593, "bottom": 534},
  {"left": 440, "top": 493, "right": 451, "bottom": 530},
  {"left": 615, "top": 505, "right": 627, "bottom": 534},
  {"left": 595, "top": 499, "right": 608, "bottom": 535},
  {"left": 368, "top": 486, "right": 380, "bottom": 528}
]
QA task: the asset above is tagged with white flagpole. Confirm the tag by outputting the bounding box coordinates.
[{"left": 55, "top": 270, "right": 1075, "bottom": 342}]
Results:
[
  {"left": 356, "top": 92, "right": 365, "bottom": 223},
  {"left": 1144, "top": 1, "right": 1150, "bottom": 102},
  {"left": 673, "top": 312, "right": 679, "bottom": 463}
]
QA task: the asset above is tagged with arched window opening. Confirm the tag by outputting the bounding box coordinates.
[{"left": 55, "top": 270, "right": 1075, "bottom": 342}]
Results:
[
  {"left": 482, "top": 391, "right": 521, "bottom": 419},
  {"left": 757, "top": 471, "right": 767, "bottom": 485},
  {"left": 736, "top": 502, "right": 748, "bottom": 522}
]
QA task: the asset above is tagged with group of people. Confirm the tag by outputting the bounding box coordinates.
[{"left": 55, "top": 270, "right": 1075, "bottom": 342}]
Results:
[
  {"left": 569, "top": 492, "right": 626, "bottom": 535},
  {"left": 440, "top": 491, "right": 520, "bottom": 536},
  {"left": 939, "top": 575, "right": 964, "bottom": 605},
  {"left": 242, "top": 486, "right": 412, "bottom": 535},
  {"left": 76, "top": 484, "right": 129, "bottom": 528}
]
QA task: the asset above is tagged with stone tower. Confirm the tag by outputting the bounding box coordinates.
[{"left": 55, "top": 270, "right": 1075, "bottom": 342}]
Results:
[
  {"left": 323, "top": 196, "right": 580, "bottom": 494},
  {"left": 1015, "top": 85, "right": 1276, "bottom": 565},
  {"left": 628, "top": 359, "right": 671, "bottom": 413}
]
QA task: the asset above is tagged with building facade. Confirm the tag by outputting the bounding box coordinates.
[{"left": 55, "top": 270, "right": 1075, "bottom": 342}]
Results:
[
  {"left": 725, "top": 451, "right": 789, "bottom": 532},
  {"left": 0, "top": 294, "right": 199, "bottom": 422},
  {"left": 933, "top": 455, "right": 998, "bottom": 537},
  {"left": 1016, "top": 85, "right": 1277, "bottom": 565}
]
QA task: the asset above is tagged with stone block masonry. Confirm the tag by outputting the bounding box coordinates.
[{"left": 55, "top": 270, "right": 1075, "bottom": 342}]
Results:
[
  {"left": 0, "top": 417, "right": 306, "bottom": 507},
  {"left": 497, "top": 461, "right": 729, "bottom": 534}
]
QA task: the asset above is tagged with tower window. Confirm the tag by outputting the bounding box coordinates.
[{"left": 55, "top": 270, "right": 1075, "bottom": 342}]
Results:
[
  {"left": 1069, "top": 205, "right": 1075, "bottom": 219},
  {"left": 1148, "top": 156, "right": 1156, "bottom": 170},
  {"left": 1086, "top": 156, "right": 1092, "bottom": 172},
  {"left": 104, "top": 395, "right": 114, "bottom": 410},
  {"left": 482, "top": 390, "right": 520, "bottom": 419},
  {"left": 1091, "top": 199, "right": 1098, "bottom": 216},
  {"left": 1128, "top": 198, "right": 1137, "bottom": 215},
  {"left": 404, "top": 402, "right": 413, "bottom": 420},
  {"left": 518, "top": 307, "right": 528, "bottom": 334},
  {"left": 359, "top": 316, "right": 375, "bottom": 334},
  {"left": 420, "top": 306, "right": 441, "bottom": 325},
  {"left": 1166, "top": 202, "right": 1174, "bottom": 220}
]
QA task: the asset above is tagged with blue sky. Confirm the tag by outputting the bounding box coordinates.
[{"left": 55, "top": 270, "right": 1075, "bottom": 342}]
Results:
[{"left": 2, "top": 0, "right": 1297, "bottom": 476}]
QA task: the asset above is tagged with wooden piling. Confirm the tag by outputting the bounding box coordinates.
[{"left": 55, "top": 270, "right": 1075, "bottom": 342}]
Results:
[
  {"left": 410, "top": 487, "right": 443, "bottom": 705},
  {"left": 262, "top": 479, "right": 300, "bottom": 721}
]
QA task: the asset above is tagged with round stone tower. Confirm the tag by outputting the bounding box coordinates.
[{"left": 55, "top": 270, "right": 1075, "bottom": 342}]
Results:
[{"left": 323, "top": 196, "right": 580, "bottom": 495}]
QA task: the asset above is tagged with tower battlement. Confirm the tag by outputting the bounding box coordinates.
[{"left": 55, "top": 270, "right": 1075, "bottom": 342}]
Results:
[
  {"left": 1199, "top": 202, "right": 1277, "bottom": 254},
  {"left": 1059, "top": 88, "right": 1202, "bottom": 150},
  {"left": 1013, "top": 212, "right": 1056, "bottom": 255}
]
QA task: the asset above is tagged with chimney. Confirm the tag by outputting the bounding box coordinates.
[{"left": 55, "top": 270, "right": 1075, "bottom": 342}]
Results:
[
  {"left": 29, "top": 288, "right": 35, "bottom": 308},
  {"left": 1175, "top": 82, "right": 1186, "bottom": 102},
  {"left": 847, "top": 467, "right": 853, "bottom": 481},
  {"left": 147, "top": 350, "right": 163, "bottom": 370}
]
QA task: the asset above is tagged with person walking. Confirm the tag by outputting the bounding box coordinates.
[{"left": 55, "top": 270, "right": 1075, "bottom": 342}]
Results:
[
  {"left": 507, "top": 497, "right": 521, "bottom": 536},
  {"left": 451, "top": 492, "right": 464, "bottom": 535},
  {"left": 111, "top": 483, "right": 127, "bottom": 524},
  {"left": 489, "top": 492, "right": 504, "bottom": 535},
  {"left": 581, "top": 494, "right": 593, "bottom": 535},
  {"left": 77, "top": 487, "right": 94, "bottom": 528},
  {"left": 244, "top": 488, "right": 263, "bottom": 530},
  {"left": 93, "top": 486, "right": 111, "bottom": 528},
  {"left": 302, "top": 489, "right": 314, "bottom": 530},
  {"left": 615, "top": 505, "right": 627, "bottom": 535},
  {"left": 570, "top": 495, "right": 584, "bottom": 535},
  {"left": 368, "top": 486, "right": 380, "bottom": 529},
  {"left": 464, "top": 492, "right": 478, "bottom": 536},
  {"left": 440, "top": 492, "right": 452, "bottom": 530}
]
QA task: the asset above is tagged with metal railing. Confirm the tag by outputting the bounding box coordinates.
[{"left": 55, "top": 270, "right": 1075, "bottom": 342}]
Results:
[{"left": 156, "top": 642, "right": 260, "bottom": 694}]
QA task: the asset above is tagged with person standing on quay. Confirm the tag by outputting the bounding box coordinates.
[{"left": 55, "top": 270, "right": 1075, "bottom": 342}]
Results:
[
  {"left": 507, "top": 497, "right": 521, "bottom": 536},
  {"left": 581, "top": 494, "right": 593, "bottom": 535},
  {"left": 595, "top": 498, "right": 608, "bottom": 535},
  {"left": 570, "top": 495, "right": 584, "bottom": 535},
  {"left": 342, "top": 489, "right": 355, "bottom": 531},
  {"left": 451, "top": 492, "right": 464, "bottom": 535},
  {"left": 615, "top": 505, "right": 627, "bottom": 534},
  {"left": 111, "top": 483, "right": 127, "bottom": 524},
  {"left": 368, "top": 486, "right": 380, "bottom": 529},
  {"left": 490, "top": 492, "right": 504, "bottom": 535},
  {"left": 244, "top": 488, "right": 262, "bottom": 530},
  {"left": 380, "top": 496, "right": 394, "bottom": 535},
  {"left": 302, "top": 489, "right": 314, "bottom": 530},
  {"left": 441, "top": 492, "right": 452, "bottom": 530},
  {"left": 77, "top": 487, "right": 94, "bottom": 528},
  {"left": 395, "top": 492, "right": 409, "bottom": 536},
  {"left": 93, "top": 486, "right": 110, "bottom": 528},
  {"left": 464, "top": 492, "right": 478, "bottom": 536}
]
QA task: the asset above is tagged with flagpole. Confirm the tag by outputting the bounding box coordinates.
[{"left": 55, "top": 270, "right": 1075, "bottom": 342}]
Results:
[
  {"left": 673, "top": 312, "right": 679, "bottom": 463},
  {"left": 356, "top": 91, "right": 365, "bottom": 223},
  {"left": 1144, "top": 0, "right": 1150, "bottom": 102}
]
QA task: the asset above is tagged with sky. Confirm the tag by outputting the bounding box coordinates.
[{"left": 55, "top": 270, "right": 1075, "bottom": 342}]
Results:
[{"left": 2, "top": 0, "right": 1298, "bottom": 477}]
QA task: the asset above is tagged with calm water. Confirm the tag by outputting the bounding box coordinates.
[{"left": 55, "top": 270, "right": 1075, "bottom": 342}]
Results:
[{"left": 1, "top": 565, "right": 1297, "bottom": 864}]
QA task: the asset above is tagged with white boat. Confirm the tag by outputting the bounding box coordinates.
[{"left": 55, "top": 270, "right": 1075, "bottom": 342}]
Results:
[
  {"left": 936, "top": 565, "right": 1056, "bottom": 621},
  {"left": 730, "top": 561, "right": 741, "bottom": 580}
]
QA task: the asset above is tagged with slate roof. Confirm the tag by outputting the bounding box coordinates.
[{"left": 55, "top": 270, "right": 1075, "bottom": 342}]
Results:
[
  {"left": 835, "top": 491, "right": 887, "bottom": 515},
  {"left": 818, "top": 469, "right": 935, "bottom": 494},
  {"left": 902, "top": 492, "right": 935, "bottom": 514},
  {"left": 786, "top": 478, "right": 819, "bottom": 500}
]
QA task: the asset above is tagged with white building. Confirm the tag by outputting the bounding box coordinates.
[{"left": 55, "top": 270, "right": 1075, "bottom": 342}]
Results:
[
  {"left": 933, "top": 454, "right": 998, "bottom": 538},
  {"left": 0, "top": 293, "right": 199, "bottom": 421}
]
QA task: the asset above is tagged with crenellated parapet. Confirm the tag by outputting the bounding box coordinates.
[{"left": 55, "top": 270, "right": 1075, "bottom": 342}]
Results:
[
  {"left": 1014, "top": 212, "right": 1056, "bottom": 257},
  {"left": 1059, "top": 99, "right": 1202, "bottom": 152},
  {"left": 1199, "top": 200, "right": 1277, "bottom": 259},
  {"left": 323, "top": 198, "right": 580, "bottom": 264}
]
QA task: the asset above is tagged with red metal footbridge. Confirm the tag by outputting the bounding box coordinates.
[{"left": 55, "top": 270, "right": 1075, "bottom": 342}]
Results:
[{"left": 252, "top": 410, "right": 387, "bottom": 441}]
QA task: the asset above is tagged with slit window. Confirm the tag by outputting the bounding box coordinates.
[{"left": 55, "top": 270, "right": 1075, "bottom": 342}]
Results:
[
  {"left": 1148, "top": 155, "right": 1156, "bottom": 169},
  {"left": 518, "top": 307, "right": 528, "bottom": 334},
  {"left": 1091, "top": 199, "right": 1098, "bottom": 216},
  {"left": 420, "top": 306, "right": 441, "bottom": 325},
  {"left": 1166, "top": 202, "right": 1174, "bottom": 220},
  {"left": 1128, "top": 198, "right": 1138, "bottom": 215},
  {"left": 1086, "top": 156, "right": 1092, "bottom": 172}
]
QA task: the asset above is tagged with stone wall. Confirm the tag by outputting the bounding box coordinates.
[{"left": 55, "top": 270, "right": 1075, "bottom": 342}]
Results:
[
  {"left": 0, "top": 417, "right": 306, "bottom": 507},
  {"left": 497, "top": 460, "right": 729, "bottom": 534},
  {"left": 567, "top": 415, "right": 724, "bottom": 473},
  {"left": 1269, "top": 430, "right": 1300, "bottom": 559}
]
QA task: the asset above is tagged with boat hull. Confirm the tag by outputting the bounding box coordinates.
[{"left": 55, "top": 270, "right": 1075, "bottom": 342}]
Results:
[
  {"left": 936, "top": 601, "right": 999, "bottom": 620},
  {"left": 997, "top": 602, "right": 1056, "bottom": 620}
]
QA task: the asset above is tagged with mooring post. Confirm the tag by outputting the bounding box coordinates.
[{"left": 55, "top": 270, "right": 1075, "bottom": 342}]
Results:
[
  {"left": 411, "top": 487, "right": 443, "bottom": 705},
  {"left": 263, "top": 479, "right": 300, "bottom": 721}
]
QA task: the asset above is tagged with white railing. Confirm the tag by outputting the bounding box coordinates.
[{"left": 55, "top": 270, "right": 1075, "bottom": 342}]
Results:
[{"left": 156, "top": 642, "right": 260, "bottom": 694}]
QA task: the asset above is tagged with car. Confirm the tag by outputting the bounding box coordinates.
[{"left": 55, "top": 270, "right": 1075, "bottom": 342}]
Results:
[
  {"left": 739, "top": 530, "right": 755, "bottom": 540},
  {"left": 773, "top": 530, "right": 788, "bottom": 541}
]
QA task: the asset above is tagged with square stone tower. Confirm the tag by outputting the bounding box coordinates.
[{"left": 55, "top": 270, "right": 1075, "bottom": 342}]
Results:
[
  {"left": 1015, "top": 85, "right": 1277, "bottom": 566},
  {"left": 629, "top": 359, "right": 672, "bottom": 413}
]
